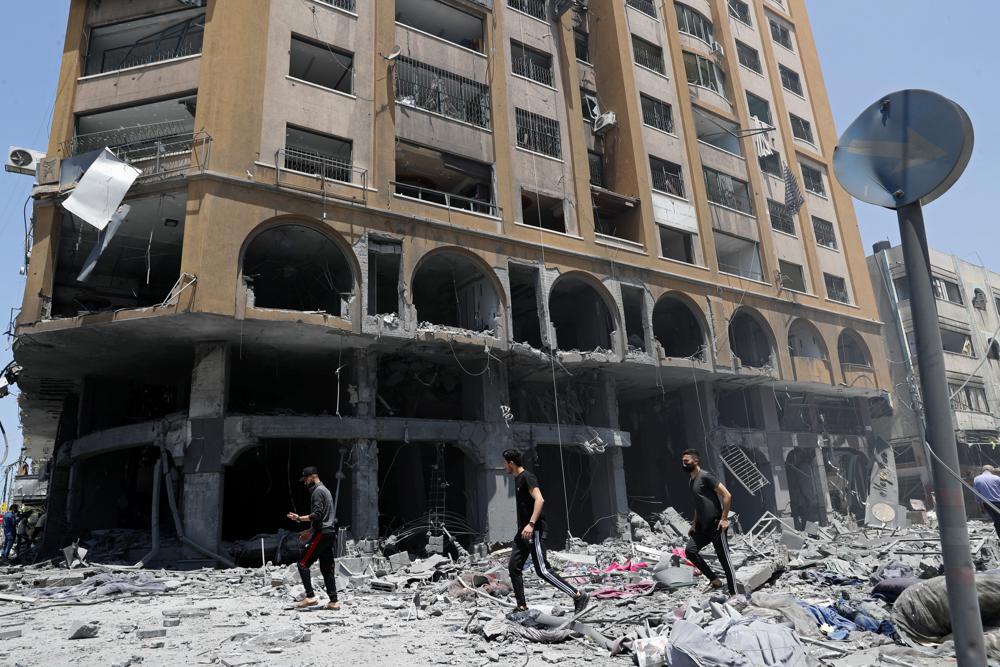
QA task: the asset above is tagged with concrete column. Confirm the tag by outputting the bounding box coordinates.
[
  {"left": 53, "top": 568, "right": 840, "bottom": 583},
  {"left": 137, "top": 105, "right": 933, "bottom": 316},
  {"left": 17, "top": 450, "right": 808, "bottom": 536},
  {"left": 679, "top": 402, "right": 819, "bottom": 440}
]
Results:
[
  {"left": 759, "top": 387, "right": 792, "bottom": 518},
  {"left": 469, "top": 361, "right": 516, "bottom": 544},
  {"left": 182, "top": 342, "right": 229, "bottom": 557},
  {"left": 351, "top": 349, "right": 379, "bottom": 540},
  {"left": 588, "top": 374, "right": 630, "bottom": 540}
]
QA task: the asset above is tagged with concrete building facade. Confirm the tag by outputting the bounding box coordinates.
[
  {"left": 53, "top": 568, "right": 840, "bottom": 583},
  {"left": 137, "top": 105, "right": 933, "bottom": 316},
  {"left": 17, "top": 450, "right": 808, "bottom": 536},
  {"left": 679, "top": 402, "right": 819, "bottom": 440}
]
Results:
[
  {"left": 15, "top": 0, "right": 891, "bottom": 560},
  {"left": 868, "top": 243, "right": 1000, "bottom": 511}
]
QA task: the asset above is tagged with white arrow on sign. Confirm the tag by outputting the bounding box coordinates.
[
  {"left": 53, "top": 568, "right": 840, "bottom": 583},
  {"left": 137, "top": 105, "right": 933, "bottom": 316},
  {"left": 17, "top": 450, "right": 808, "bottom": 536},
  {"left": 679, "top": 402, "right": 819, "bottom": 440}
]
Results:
[{"left": 845, "top": 128, "right": 946, "bottom": 173}]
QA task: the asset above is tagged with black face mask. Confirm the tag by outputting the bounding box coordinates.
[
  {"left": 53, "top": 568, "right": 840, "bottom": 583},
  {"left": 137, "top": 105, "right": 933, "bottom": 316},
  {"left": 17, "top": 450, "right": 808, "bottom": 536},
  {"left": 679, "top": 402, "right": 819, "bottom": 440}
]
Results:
[{"left": 682, "top": 462, "right": 695, "bottom": 472}]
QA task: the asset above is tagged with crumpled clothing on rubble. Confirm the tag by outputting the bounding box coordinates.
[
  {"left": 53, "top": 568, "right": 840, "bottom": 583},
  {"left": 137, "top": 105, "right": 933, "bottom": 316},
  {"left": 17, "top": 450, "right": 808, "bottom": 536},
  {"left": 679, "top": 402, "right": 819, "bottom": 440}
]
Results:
[
  {"left": 796, "top": 601, "right": 898, "bottom": 641},
  {"left": 481, "top": 609, "right": 572, "bottom": 644},
  {"left": 831, "top": 599, "right": 900, "bottom": 640},
  {"left": 871, "top": 560, "right": 915, "bottom": 583},
  {"left": 26, "top": 571, "right": 176, "bottom": 600},
  {"left": 799, "top": 570, "right": 865, "bottom": 586},
  {"left": 871, "top": 576, "right": 920, "bottom": 603},
  {"left": 596, "top": 560, "right": 650, "bottom": 573},
  {"left": 891, "top": 573, "right": 1000, "bottom": 643},
  {"left": 592, "top": 581, "right": 654, "bottom": 599},
  {"left": 667, "top": 613, "right": 812, "bottom": 666}
]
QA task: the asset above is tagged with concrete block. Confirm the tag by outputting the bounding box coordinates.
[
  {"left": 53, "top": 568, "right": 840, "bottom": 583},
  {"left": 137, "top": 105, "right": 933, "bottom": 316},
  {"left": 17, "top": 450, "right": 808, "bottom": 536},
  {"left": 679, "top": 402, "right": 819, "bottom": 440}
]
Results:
[
  {"left": 68, "top": 621, "right": 99, "bottom": 640},
  {"left": 0, "top": 629, "right": 22, "bottom": 640},
  {"left": 736, "top": 561, "right": 777, "bottom": 593},
  {"left": 803, "top": 521, "right": 822, "bottom": 537},
  {"left": 163, "top": 619, "right": 181, "bottom": 627},
  {"left": 136, "top": 628, "right": 167, "bottom": 639},
  {"left": 779, "top": 530, "right": 807, "bottom": 552},
  {"left": 388, "top": 552, "right": 411, "bottom": 572},
  {"left": 370, "top": 579, "right": 399, "bottom": 592},
  {"left": 653, "top": 566, "right": 695, "bottom": 589},
  {"left": 658, "top": 507, "right": 690, "bottom": 537}
]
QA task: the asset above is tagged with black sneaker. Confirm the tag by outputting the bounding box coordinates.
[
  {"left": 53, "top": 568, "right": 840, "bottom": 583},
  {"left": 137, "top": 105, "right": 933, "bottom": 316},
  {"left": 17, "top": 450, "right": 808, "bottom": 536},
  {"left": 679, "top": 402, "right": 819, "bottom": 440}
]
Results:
[{"left": 573, "top": 592, "right": 589, "bottom": 614}]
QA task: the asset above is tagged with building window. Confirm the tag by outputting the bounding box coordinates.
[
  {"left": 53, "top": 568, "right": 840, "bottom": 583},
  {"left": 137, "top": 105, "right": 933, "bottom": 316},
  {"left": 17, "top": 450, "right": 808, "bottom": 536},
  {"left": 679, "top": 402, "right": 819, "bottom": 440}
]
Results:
[
  {"left": 521, "top": 190, "right": 566, "bottom": 232},
  {"left": 396, "top": 0, "right": 484, "bottom": 52},
  {"left": 395, "top": 57, "right": 492, "bottom": 129},
  {"left": 574, "top": 28, "right": 589, "bottom": 62},
  {"left": 812, "top": 216, "right": 837, "bottom": 249},
  {"left": 515, "top": 108, "right": 561, "bottom": 158},
  {"left": 779, "top": 260, "right": 806, "bottom": 292},
  {"left": 768, "top": 199, "right": 795, "bottom": 234},
  {"left": 693, "top": 107, "right": 741, "bottom": 155},
  {"left": 728, "top": 0, "right": 752, "bottom": 25},
  {"left": 581, "top": 88, "right": 600, "bottom": 123},
  {"left": 893, "top": 277, "right": 910, "bottom": 301},
  {"left": 790, "top": 114, "right": 814, "bottom": 143},
  {"left": 950, "top": 384, "right": 990, "bottom": 413},
  {"left": 289, "top": 35, "right": 353, "bottom": 94},
  {"left": 704, "top": 167, "right": 753, "bottom": 214},
  {"left": 684, "top": 52, "right": 726, "bottom": 97},
  {"left": 801, "top": 164, "right": 825, "bottom": 195},
  {"left": 660, "top": 227, "right": 695, "bottom": 263},
  {"left": 632, "top": 35, "right": 665, "bottom": 74},
  {"left": 716, "top": 232, "right": 763, "bottom": 280},
  {"left": 641, "top": 94, "right": 674, "bottom": 133},
  {"left": 85, "top": 8, "right": 206, "bottom": 76},
  {"left": 627, "top": 0, "right": 657, "bottom": 18},
  {"left": 676, "top": 4, "right": 714, "bottom": 43},
  {"left": 824, "top": 273, "right": 850, "bottom": 303},
  {"left": 759, "top": 150, "right": 781, "bottom": 177},
  {"left": 650, "top": 156, "right": 685, "bottom": 197},
  {"left": 932, "top": 277, "right": 963, "bottom": 304},
  {"left": 746, "top": 92, "right": 772, "bottom": 124},
  {"left": 736, "top": 41, "right": 761, "bottom": 73},
  {"left": 779, "top": 65, "right": 803, "bottom": 95},
  {"left": 511, "top": 40, "right": 554, "bottom": 87},
  {"left": 284, "top": 125, "right": 353, "bottom": 183},
  {"left": 588, "top": 151, "right": 605, "bottom": 187},
  {"left": 941, "top": 329, "right": 974, "bottom": 356},
  {"left": 769, "top": 18, "right": 793, "bottom": 50},
  {"left": 508, "top": 0, "right": 546, "bottom": 21}
]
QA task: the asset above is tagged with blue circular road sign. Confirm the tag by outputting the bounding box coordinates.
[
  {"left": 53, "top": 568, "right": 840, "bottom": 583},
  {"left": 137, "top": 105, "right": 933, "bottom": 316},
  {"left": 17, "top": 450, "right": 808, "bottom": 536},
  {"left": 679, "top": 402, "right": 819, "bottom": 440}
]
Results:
[{"left": 833, "top": 90, "right": 973, "bottom": 209}]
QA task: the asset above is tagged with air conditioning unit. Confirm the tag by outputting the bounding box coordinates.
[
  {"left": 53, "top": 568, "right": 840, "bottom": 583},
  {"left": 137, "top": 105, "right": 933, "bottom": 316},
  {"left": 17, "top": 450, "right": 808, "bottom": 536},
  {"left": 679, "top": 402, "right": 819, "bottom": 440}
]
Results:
[
  {"left": 5, "top": 147, "right": 45, "bottom": 176},
  {"left": 592, "top": 111, "right": 617, "bottom": 134},
  {"left": 711, "top": 41, "right": 725, "bottom": 57}
]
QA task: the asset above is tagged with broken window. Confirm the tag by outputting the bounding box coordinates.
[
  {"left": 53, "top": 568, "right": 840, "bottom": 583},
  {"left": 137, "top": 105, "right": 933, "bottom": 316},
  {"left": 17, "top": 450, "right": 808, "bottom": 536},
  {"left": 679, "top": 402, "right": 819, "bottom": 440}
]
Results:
[
  {"left": 652, "top": 296, "right": 704, "bottom": 359},
  {"left": 931, "top": 276, "right": 963, "bottom": 304},
  {"left": 412, "top": 252, "right": 499, "bottom": 332},
  {"left": 693, "top": 108, "right": 742, "bottom": 156},
  {"left": 717, "top": 389, "right": 762, "bottom": 429},
  {"left": 777, "top": 393, "right": 812, "bottom": 431},
  {"left": 729, "top": 309, "right": 773, "bottom": 368},
  {"left": 704, "top": 168, "right": 753, "bottom": 214},
  {"left": 892, "top": 276, "right": 910, "bottom": 301},
  {"left": 676, "top": 4, "right": 714, "bottom": 42},
  {"left": 52, "top": 193, "right": 186, "bottom": 318},
  {"left": 769, "top": 18, "right": 793, "bottom": 49},
  {"left": 549, "top": 276, "right": 615, "bottom": 351},
  {"left": 509, "top": 263, "right": 543, "bottom": 348},
  {"left": 729, "top": 0, "right": 752, "bottom": 24},
  {"left": 769, "top": 200, "right": 795, "bottom": 235},
  {"left": 580, "top": 88, "right": 600, "bottom": 123},
  {"left": 838, "top": 330, "right": 870, "bottom": 367},
  {"left": 588, "top": 151, "right": 606, "bottom": 188},
  {"left": 780, "top": 65, "right": 803, "bottom": 96},
  {"left": 284, "top": 125, "right": 353, "bottom": 183},
  {"left": 85, "top": 8, "right": 205, "bottom": 76},
  {"left": 511, "top": 40, "right": 554, "bottom": 87},
  {"left": 684, "top": 52, "right": 726, "bottom": 97},
  {"left": 574, "top": 28, "right": 590, "bottom": 62},
  {"left": 746, "top": 92, "right": 772, "bottom": 125},
  {"left": 627, "top": 0, "right": 657, "bottom": 18},
  {"left": 736, "top": 40, "right": 761, "bottom": 73},
  {"left": 395, "top": 57, "right": 492, "bottom": 129},
  {"left": 396, "top": 0, "right": 485, "bottom": 52},
  {"left": 621, "top": 286, "right": 647, "bottom": 352},
  {"left": 659, "top": 226, "right": 695, "bottom": 264},
  {"left": 632, "top": 35, "right": 665, "bottom": 74},
  {"left": 941, "top": 329, "right": 974, "bottom": 356},
  {"left": 368, "top": 239, "right": 401, "bottom": 316},
  {"left": 716, "top": 232, "right": 763, "bottom": 281},
  {"left": 778, "top": 260, "right": 806, "bottom": 292},
  {"left": 812, "top": 216, "right": 837, "bottom": 249},
  {"left": 759, "top": 150, "right": 782, "bottom": 178},
  {"left": 815, "top": 397, "right": 862, "bottom": 433},
  {"left": 988, "top": 339, "right": 1000, "bottom": 361},
  {"left": 72, "top": 95, "right": 197, "bottom": 156},
  {"left": 242, "top": 223, "right": 354, "bottom": 316},
  {"left": 649, "top": 156, "right": 685, "bottom": 197},
  {"left": 824, "top": 273, "right": 850, "bottom": 303},
  {"left": 641, "top": 94, "right": 674, "bottom": 133},
  {"left": 790, "top": 113, "right": 813, "bottom": 143},
  {"left": 289, "top": 35, "right": 353, "bottom": 94},
  {"left": 230, "top": 351, "right": 350, "bottom": 416},
  {"left": 592, "top": 191, "right": 641, "bottom": 242},
  {"left": 521, "top": 190, "right": 566, "bottom": 232},
  {"left": 788, "top": 319, "right": 826, "bottom": 359},
  {"left": 394, "top": 141, "right": 496, "bottom": 215},
  {"left": 515, "top": 108, "right": 561, "bottom": 158},
  {"left": 949, "top": 383, "right": 990, "bottom": 413}
]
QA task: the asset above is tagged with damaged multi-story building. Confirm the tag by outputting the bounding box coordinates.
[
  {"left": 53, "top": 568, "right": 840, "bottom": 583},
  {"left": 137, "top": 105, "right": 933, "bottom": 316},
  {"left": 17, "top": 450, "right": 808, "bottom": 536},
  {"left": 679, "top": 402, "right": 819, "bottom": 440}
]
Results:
[{"left": 12, "top": 0, "right": 894, "bottom": 561}]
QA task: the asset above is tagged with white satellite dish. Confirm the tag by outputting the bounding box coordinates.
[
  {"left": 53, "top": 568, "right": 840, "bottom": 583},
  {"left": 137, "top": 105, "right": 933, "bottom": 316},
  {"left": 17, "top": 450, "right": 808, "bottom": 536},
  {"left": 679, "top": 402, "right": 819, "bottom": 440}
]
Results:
[{"left": 384, "top": 46, "right": 402, "bottom": 61}]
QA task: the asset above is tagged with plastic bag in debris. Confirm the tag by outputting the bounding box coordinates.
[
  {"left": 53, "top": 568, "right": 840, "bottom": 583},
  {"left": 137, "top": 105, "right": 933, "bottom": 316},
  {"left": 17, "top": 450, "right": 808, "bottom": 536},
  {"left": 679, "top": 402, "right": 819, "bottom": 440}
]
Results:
[
  {"left": 892, "top": 573, "right": 1000, "bottom": 643},
  {"left": 667, "top": 615, "right": 814, "bottom": 666},
  {"left": 26, "top": 571, "right": 176, "bottom": 599}
]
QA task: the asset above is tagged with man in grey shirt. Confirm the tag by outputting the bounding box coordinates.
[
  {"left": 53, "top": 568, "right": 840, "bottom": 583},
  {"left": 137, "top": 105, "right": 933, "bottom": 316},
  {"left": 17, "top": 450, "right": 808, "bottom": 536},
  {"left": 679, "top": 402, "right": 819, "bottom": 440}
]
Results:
[{"left": 287, "top": 466, "right": 339, "bottom": 609}]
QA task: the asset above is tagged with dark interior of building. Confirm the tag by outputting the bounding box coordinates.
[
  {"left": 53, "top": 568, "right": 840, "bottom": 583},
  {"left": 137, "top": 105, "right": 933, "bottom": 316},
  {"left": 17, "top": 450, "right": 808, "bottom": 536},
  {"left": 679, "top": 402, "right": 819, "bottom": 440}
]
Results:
[
  {"left": 509, "top": 263, "right": 543, "bottom": 348},
  {"left": 652, "top": 296, "right": 705, "bottom": 359},
  {"left": 549, "top": 276, "right": 614, "bottom": 352},
  {"left": 729, "top": 310, "right": 773, "bottom": 368},
  {"left": 412, "top": 252, "right": 498, "bottom": 332}
]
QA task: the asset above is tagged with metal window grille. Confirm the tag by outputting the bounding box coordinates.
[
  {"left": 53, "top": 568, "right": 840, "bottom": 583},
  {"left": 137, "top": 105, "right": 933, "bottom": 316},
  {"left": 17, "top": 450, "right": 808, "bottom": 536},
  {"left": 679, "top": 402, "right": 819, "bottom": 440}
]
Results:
[
  {"left": 736, "top": 41, "right": 761, "bottom": 73},
  {"left": 650, "top": 157, "right": 684, "bottom": 197},
  {"left": 704, "top": 167, "right": 752, "bottom": 214},
  {"left": 511, "top": 42, "right": 554, "bottom": 86},
  {"left": 515, "top": 108, "right": 561, "bottom": 158},
  {"left": 508, "top": 0, "right": 546, "bottom": 20},
  {"left": 825, "top": 274, "right": 850, "bottom": 303},
  {"left": 283, "top": 147, "right": 353, "bottom": 183},
  {"left": 684, "top": 52, "right": 725, "bottom": 96},
  {"left": 779, "top": 65, "right": 803, "bottom": 95},
  {"left": 769, "top": 19, "right": 793, "bottom": 49},
  {"left": 812, "top": 217, "right": 837, "bottom": 248},
  {"left": 395, "top": 57, "right": 491, "bottom": 129},
  {"left": 790, "top": 114, "right": 813, "bottom": 142},
  {"left": 768, "top": 200, "right": 795, "bottom": 234},
  {"left": 588, "top": 152, "right": 605, "bottom": 188},
  {"left": 315, "top": 0, "right": 356, "bottom": 10},
  {"left": 728, "top": 0, "right": 752, "bottom": 24},
  {"left": 627, "top": 0, "right": 657, "bottom": 18},
  {"left": 96, "top": 14, "right": 205, "bottom": 74},
  {"left": 641, "top": 95, "right": 673, "bottom": 133},
  {"left": 632, "top": 36, "right": 664, "bottom": 74},
  {"left": 758, "top": 151, "right": 781, "bottom": 177},
  {"left": 676, "top": 4, "right": 714, "bottom": 43},
  {"left": 801, "top": 164, "right": 825, "bottom": 195},
  {"left": 574, "top": 29, "right": 589, "bottom": 62}
]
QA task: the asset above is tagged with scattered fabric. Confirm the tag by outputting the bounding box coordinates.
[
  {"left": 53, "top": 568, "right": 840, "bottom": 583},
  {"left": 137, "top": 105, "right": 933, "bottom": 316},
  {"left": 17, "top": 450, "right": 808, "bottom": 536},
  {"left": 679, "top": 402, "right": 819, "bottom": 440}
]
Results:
[
  {"left": 797, "top": 602, "right": 858, "bottom": 640},
  {"left": 871, "top": 576, "right": 921, "bottom": 603},
  {"left": 871, "top": 560, "right": 915, "bottom": 583},
  {"left": 892, "top": 573, "right": 1000, "bottom": 643},
  {"left": 592, "top": 582, "right": 655, "bottom": 599},
  {"left": 749, "top": 592, "right": 821, "bottom": 638},
  {"left": 26, "top": 572, "right": 175, "bottom": 600},
  {"left": 597, "top": 560, "right": 650, "bottom": 573},
  {"left": 800, "top": 570, "right": 865, "bottom": 586}
]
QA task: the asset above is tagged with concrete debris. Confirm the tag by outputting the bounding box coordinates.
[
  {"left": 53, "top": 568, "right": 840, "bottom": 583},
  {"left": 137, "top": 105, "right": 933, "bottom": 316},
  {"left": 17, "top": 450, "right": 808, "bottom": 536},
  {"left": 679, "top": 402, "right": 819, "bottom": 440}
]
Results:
[
  {"left": 0, "top": 629, "right": 23, "bottom": 640},
  {"left": 136, "top": 628, "right": 167, "bottom": 640},
  {"left": 67, "top": 621, "right": 100, "bottom": 640}
]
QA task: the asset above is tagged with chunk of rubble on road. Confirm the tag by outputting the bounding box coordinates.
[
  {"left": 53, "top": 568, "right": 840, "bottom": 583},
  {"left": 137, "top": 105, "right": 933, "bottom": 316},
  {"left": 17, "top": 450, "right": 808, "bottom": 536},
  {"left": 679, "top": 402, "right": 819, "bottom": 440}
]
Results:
[{"left": 67, "top": 621, "right": 99, "bottom": 640}]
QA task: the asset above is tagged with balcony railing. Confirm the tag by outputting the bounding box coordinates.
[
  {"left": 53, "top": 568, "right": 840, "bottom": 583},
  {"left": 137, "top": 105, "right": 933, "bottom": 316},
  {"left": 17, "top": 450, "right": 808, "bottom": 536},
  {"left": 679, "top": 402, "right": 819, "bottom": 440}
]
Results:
[
  {"left": 97, "top": 16, "right": 204, "bottom": 74},
  {"left": 508, "top": 0, "right": 546, "bottom": 20},
  {"left": 511, "top": 54, "right": 554, "bottom": 87},
  {"left": 315, "top": 0, "right": 356, "bottom": 10},
  {"left": 652, "top": 169, "right": 684, "bottom": 197},
  {"left": 395, "top": 57, "right": 492, "bottom": 129},
  {"left": 64, "top": 119, "right": 193, "bottom": 156},
  {"left": 392, "top": 180, "right": 500, "bottom": 217},
  {"left": 718, "top": 262, "right": 764, "bottom": 282},
  {"left": 62, "top": 121, "right": 211, "bottom": 181},
  {"left": 627, "top": 0, "right": 657, "bottom": 17},
  {"left": 276, "top": 148, "right": 368, "bottom": 203}
]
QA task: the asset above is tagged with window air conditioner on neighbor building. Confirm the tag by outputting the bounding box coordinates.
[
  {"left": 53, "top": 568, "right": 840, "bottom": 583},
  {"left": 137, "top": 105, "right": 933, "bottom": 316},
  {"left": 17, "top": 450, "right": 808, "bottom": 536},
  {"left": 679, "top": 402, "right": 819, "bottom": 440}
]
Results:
[
  {"left": 5, "top": 147, "right": 45, "bottom": 176},
  {"left": 593, "top": 112, "right": 617, "bottom": 134}
]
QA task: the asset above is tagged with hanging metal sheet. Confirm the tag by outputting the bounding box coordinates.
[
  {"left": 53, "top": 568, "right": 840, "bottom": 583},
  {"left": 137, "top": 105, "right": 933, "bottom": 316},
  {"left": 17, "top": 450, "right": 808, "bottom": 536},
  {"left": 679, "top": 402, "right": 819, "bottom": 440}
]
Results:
[{"left": 62, "top": 148, "right": 141, "bottom": 231}]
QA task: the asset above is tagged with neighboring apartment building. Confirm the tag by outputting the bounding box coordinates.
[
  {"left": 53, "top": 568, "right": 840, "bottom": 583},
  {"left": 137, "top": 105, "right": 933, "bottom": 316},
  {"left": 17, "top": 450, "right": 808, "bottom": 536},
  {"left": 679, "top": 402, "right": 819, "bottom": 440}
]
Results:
[
  {"left": 13, "top": 0, "right": 891, "bottom": 559},
  {"left": 868, "top": 242, "right": 1000, "bottom": 511}
]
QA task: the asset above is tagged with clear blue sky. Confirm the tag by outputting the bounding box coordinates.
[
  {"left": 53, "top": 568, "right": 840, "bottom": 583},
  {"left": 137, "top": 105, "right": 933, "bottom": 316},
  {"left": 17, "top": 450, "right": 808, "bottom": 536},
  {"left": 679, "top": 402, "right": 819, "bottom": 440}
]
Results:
[{"left": 0, "top": 2, "right": 996, "bottom": 471}]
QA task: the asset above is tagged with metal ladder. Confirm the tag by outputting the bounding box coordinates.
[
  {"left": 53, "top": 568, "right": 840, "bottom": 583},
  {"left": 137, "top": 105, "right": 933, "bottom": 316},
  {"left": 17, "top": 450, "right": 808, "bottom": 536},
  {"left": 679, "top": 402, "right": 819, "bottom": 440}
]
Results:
[{"left": 720, "top": 446, "right": 770, "bottom": 495}]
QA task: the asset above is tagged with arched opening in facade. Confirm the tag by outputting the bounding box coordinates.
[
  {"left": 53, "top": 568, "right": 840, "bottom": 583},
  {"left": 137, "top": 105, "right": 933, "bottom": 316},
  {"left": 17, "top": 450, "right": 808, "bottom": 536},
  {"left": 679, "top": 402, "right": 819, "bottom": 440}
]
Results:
[
  {"left": 548, "top": 275, "right": 616, "bottom": 352},
  {"left": 788, "top": 319, "right": 827, "bottom": 359},
  {"left": 729, "top": 309, "right": 773, "bottom": 368},
  {"left": 824, "top": 447, "right": 871, "bottom": 522},
  {"left": 412, "top": 251, "right": 500, "bottom": 333},
  {"left": 837, "top": 329, "right": 871, "bottom": 367},
  {"left": 242, "top": 223, "right": 354, "bottom": 316},
  {"left": 785, "top": 447, "right": 826, "bottom": 529},
  {"left": 652, "top": 295, "right": 705, "bottom": 359}
]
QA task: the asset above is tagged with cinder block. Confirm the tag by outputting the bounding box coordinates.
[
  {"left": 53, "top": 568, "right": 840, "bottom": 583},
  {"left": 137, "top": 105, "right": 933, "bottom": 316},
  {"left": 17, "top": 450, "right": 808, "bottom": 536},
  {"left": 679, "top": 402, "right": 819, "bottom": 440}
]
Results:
[{"left": 137, "top": 628, "right": 167, "bottom": 639}]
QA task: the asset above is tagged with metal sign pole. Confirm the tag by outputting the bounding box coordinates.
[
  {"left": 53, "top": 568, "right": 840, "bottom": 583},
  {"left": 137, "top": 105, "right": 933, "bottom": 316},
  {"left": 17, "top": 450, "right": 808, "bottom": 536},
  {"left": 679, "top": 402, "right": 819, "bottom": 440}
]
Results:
[{"left": 896, "top": 201, "right": 986, "bottom": 664}]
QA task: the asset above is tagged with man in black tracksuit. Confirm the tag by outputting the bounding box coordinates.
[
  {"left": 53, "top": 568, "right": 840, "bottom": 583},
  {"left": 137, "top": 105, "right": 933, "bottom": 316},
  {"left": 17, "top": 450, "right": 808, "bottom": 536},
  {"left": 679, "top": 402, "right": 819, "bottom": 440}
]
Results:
[
  {"left": 503, "top": 449, "right": 589, "bottom": 614},
  {"left": 682, "top": 449, "right": 737, "bottom": 594},
  {"left": 287, "top": 466, "right": 340, "bottom": 610}
]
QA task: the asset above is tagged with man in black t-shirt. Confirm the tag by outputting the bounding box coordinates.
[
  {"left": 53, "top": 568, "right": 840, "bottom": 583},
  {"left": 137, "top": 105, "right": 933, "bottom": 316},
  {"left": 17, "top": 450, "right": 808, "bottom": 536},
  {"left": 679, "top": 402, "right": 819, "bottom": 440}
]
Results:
[
  {"left": 682, "top": 449, "right": 736, "bottom": 594},
  {"left": 503, "top": 449, "right": 589, "bottom": 614}
]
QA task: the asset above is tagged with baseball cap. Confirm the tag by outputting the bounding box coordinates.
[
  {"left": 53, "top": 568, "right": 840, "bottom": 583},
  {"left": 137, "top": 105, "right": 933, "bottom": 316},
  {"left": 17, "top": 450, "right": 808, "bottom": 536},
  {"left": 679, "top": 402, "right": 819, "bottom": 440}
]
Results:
[{"left": 299, "top": 466, "right": 319, "bottom": 481}]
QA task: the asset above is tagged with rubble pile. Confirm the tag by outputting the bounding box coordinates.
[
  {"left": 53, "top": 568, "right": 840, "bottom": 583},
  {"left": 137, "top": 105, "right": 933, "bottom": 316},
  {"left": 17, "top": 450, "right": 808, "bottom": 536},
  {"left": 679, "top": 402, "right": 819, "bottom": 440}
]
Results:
[{"left": 0, "top": 514, "right": 998, "bottom": 666}]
